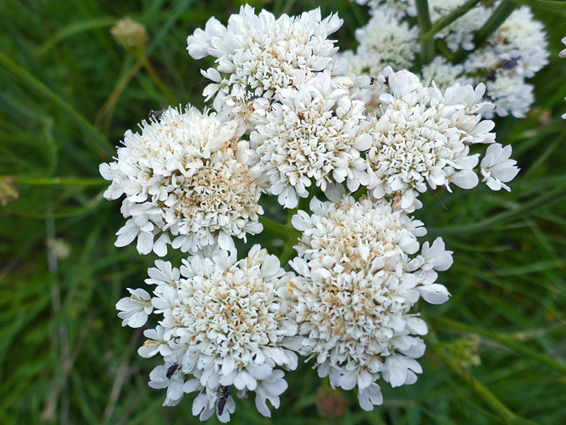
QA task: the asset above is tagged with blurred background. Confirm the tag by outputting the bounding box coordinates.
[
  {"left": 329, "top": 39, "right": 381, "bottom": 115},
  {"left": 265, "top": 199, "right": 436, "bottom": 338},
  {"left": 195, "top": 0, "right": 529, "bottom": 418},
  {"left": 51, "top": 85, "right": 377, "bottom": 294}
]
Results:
[{"left": 1, "top": 0, "right": 565, "bottom": 424}]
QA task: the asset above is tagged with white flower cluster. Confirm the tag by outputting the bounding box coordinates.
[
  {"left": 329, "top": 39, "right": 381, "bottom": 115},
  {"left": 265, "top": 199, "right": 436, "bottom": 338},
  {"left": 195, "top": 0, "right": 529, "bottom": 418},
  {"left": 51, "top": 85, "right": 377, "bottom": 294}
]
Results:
[
  {"left": 118, "top": 246, "right": 298, "bottom": 422},
  {"left": 103, "top": 4, "right": 526, "bottom": 422},
  {"left": 363, "top": 67, "right": 517, "bottom": 212},
  {"left": 100, "top": 106, "right": 263, "bottom": 256},
  {"left": 345, "top": 10, "right": 419, "bottom": 74},
  {"left": 187, "top": 5, "right": 343, "bottom": 124},
  {"left": 349, "top": 0, "right": 549, "bottom": 118},
  {"left": 250, "top": 72, "right": 371, "bottom": 208},
  {"left": 289, "top": 194, "right": 452, "bottom": 410}
]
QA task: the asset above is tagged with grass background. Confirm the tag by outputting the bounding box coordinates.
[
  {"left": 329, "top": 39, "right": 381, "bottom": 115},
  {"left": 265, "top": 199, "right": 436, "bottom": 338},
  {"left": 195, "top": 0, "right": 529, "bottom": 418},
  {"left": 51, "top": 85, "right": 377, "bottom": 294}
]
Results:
[{"left": 1, "top": 0, "right": 565, "bottom": 424}]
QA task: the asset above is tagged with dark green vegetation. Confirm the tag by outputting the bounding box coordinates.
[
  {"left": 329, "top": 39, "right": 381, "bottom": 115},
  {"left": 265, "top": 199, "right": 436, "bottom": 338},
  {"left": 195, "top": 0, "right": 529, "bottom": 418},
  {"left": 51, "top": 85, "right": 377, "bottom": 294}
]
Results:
[{"left": 1, "top": 0, "right": 565, "bottom": 424}]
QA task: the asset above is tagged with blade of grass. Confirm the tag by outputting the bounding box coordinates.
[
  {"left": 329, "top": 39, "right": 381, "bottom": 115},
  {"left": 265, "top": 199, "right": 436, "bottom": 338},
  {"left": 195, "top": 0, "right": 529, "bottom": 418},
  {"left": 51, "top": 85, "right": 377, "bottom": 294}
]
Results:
[
  {"left": 0, "top": 51, "right": 114, "bottom": 159},
  {"left": 428, "top": 186, "right": 566, "bottom": 236},
  {"left": 35, "top": 17, "right": 117, "bottom": 57},
  {"left": 12, "top": 177, "right": 107, "bottom": 187},
  {"left": 434, "top": 345, "right": 538, "bottom": 425}
]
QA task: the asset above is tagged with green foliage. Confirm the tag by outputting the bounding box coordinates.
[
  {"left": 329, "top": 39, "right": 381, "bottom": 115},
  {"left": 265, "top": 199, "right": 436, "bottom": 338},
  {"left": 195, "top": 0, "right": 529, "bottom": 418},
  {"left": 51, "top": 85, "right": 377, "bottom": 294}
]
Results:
[{"left": 0, "top": 0, "right": 565, "bottom": 424}]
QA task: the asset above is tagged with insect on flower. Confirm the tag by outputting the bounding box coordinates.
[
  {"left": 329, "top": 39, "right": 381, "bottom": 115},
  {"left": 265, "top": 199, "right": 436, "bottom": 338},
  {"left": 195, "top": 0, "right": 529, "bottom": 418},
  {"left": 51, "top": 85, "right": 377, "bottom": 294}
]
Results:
[
  {"left": 148, "top": 108, "right": 166, "bottom": 121},
  {"left": 166, "top": 363, "right": 179, "bottom": 379},
  {"left": 217, "top": 385, "right": 231, "bottom": 416}
]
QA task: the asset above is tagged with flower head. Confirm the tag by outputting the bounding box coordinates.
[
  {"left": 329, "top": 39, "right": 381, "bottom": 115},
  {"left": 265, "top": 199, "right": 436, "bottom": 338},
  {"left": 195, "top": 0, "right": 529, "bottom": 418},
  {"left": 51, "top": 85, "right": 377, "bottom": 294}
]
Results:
[
  {"left": 288, "top": 195, "right": 452, "bottom": 410},
  {"left": 138, "top": 246, "right": 298, "bottom": 421},
  {"left": 187, "top": 6, "right": 343, "bottom": 120},
  {"left": 100, "top": 106, "right": 263, "bottom": 256},
  {"left": 352, "top": 10, "right": 419, "bottom": 72},
  {"left": 485, "top": 74, "right": 534, "bottom": 119},
  {"left": 250, "top": 72, "right": 371, "bottom": 208},
  {"left": 364, "top": 68, "right": 495, "bottom": 211}
]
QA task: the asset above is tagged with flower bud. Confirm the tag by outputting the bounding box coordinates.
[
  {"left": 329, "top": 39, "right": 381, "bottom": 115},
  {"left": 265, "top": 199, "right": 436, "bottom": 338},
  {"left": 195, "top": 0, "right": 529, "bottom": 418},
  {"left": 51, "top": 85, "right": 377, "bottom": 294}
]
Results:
[{"left": 111, "top": 17, "right": 149, "bottom": 56}]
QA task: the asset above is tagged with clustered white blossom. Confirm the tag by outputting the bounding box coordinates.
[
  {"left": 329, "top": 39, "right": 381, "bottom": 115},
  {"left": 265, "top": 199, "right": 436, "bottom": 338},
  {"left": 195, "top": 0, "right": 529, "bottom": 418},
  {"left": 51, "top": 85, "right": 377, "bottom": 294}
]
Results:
[
  {"left": 187, "top": 5, "right": 343, "bottom": 125},
  {"left": 363, "top": 67, "right": 515, "bottom": 212},
  {"left": 349, "top": 0, "right": 549, "bottom": 118},
  {"left": 249, "top": 72, "right": 371, "bottom": 208},
  {"left": 288, "top": 194, "right": 452, "bottom": 410},
  {"left": 102, "top": 3, "right": 530, "bottom": 422},
  {"left": 100, "top": 106, "right": 263, "bottom": 256},
  {"left": 344, "top": 9, "right": 419, "bottom": 75},
  {"left": 118, "top": 246, "right": 298, "bottom": 422}
]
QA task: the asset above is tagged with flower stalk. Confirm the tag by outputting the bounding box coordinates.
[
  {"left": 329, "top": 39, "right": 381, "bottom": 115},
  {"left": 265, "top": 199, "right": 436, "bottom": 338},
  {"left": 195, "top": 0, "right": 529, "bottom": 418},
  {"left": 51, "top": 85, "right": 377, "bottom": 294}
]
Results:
[{"left": 415, "top": 0, "right": 435, "bottom": 65}]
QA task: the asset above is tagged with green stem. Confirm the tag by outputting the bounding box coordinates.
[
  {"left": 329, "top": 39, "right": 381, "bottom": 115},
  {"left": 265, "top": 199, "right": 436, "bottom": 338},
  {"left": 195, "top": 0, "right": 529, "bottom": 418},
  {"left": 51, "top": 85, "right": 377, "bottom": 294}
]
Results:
[
  {"left": 139, "top": 56, "right": 177, "bottom": 105},
  {"left": 428, "top": 186, "right": 566, "bottom": 236},
  {"left": 12, "top": 177, "right": 108, "bottom": 187},
  {"left": 473, "top": 0, "right": 517, "bottom": 49},
  {"left": 434, "top": 316, "right": 566, "bottom": 375},
  {"left": 422, "top": 0, "right": 482, "bottom": 41},
  {"left": 353, "top": 186, "right": 367, "bottom": 201},
  {"left": 258, "top": 216, "right": 289, "bottom": 241},
  {"left": 453, "top": 0, "right": 518, "bottom": 63},
  {"left": 0, "top": 51, "right": 114, "bottom": 159},
  {"left": 279, "top": 208, "right": 301, "bottom": 266},
  {"left": 415, "top": 0, "right": 435, "bottom": 65}
]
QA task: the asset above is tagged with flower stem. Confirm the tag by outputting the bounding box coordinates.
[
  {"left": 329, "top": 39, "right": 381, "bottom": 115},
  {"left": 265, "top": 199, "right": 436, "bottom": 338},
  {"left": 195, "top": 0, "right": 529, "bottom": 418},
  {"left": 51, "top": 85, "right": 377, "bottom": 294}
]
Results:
[
  {"left": 139, "top": 55, "right": 178, "bottom": 105},
  {"left": 421, "top": 0, "right": 482, "bottom": 41},
  {"left": 473, "top": 0, "right": 517, "bottom": 50},
  {"left": 258, "top": 216, "right": 289, "bottom": 241},
  {"left": 415, "top": 0, "right": 435, "bottom": 65},
  {"left": 452, "top": 0, "right": 518, "bottom": 63}
]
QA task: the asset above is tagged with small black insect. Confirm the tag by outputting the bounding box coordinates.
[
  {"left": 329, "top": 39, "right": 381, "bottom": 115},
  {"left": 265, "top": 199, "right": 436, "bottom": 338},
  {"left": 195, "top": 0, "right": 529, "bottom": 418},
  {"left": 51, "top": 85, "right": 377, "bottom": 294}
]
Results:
[
  {"left": 501, "top": 56, "right": 520, "bottom": 71},
  {"left": 149, "top": 108, "right": 166, "bottom": 121},
  {"left": 487, "top": 57, "right": 521, "bottom": 81},
  {"left": 166, "top": 363, "right": 179, "bottom": 379},
  {"left": 217, "top": 385, "right": 231, "bottom": 416}
]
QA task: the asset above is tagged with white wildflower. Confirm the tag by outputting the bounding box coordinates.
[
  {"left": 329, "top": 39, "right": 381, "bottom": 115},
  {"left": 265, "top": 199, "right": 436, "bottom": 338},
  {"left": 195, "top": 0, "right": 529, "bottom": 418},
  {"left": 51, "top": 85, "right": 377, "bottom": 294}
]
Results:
[
  {"left": 465, "top": 7, "right": 549, "bottom": 77},
  {"left": 187, "top": 6, "right": 342, "bottom": 121},
  {"left": 140, "top": 246, "right": 298, "bottom": 421},
  {"left": 364, "top": 68, "right": 495, "bottom": 212},
  {"left": 353, "top": 10, "right": 419, "bottom": 72},
  {"left": 100, "top": 106, "right": 263, "bottom": 256},
  {"left": 485, "top": 74, "right": 534, "bottom": 119},
  {"left": 116, "top": 288, "right": 153, "bottom": 328},
  {"left": 288, "top": 195, "right": 451, "bottom": 410},
  {"left": 249, "top": 72, "right": 371, "bottom": 209},
  {"left": 352, "top": 0, "right": 416, "bottom": 19},
  {"left": 480, "top": 143, "right": 520, "bottom": 192}
]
